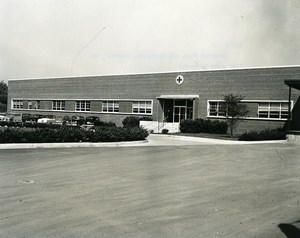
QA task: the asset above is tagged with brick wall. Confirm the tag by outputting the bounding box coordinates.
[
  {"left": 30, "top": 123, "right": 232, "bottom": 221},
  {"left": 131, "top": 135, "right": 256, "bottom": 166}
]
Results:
[{"left": 7, "top": 66, "right": 300, "bottom": 131}]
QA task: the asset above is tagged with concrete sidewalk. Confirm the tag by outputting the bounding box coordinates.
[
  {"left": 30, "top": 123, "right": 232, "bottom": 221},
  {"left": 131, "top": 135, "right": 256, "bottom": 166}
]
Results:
[{"left": 0, "top": 134, "right": 287, "bottom": 149}]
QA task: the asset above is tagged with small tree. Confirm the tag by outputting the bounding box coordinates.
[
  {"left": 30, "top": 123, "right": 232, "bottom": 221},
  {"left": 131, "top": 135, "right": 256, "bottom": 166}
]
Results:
[{"left": 223, "top": 94, "right": 249, "bottom": 137}]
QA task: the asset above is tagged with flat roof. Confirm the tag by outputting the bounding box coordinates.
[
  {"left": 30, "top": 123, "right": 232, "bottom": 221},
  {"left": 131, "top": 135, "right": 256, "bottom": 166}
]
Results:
[
  {"left": 285, "top": 79, "right": 300, "bottom": 90},
  {"left": 157, "top": 95, "right": 200, "bottom": 99},
  {"left": 8, "top": 65, "right": 300, "bottom": 81}
]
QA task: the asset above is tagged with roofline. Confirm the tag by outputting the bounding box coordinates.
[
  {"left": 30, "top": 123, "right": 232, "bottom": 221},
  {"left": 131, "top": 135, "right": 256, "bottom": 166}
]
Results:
[{"left": 8, "top": 64, "right": 300, "bottom": 81}]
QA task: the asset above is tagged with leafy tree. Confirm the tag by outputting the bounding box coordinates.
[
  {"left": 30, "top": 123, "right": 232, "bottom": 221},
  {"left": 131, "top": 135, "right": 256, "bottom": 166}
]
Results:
[
  {"left": 222, "top": 94, "right": 249, "bottom": 137},
  {"left": 0, "top": 81, "right": 8, "bottom": 112}
]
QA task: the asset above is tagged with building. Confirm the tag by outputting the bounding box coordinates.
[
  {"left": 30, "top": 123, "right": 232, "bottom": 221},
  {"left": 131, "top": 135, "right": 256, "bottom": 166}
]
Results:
[{"left": 7, "top": 66, "right": 300, "bottom": 133}]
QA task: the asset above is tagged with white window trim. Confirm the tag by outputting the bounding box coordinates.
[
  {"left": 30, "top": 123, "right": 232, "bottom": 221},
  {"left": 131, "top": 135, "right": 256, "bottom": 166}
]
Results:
[
  {"left": 28, "top": 101, "right": 32, "bottom": 109},
  {"left": 132, "top": 100, "right": 153, "bottom": 115},
  {"left": 52, "top": 100, "right": 66, "bottom": 111},
  {"left": 12, "top": 100, "right": 23, "bottom": 109},
  {"left": 102, "top": 100, "right": 120, "bottom": 112},
  {"left": 11, "top": 98, "right": 153, "bottom": 115},
  {"left": 75, "top": 100, "right": 91, "bottom": 111},
  {"left": 207, "top": 99, "right": 293, "bottom": 121}
]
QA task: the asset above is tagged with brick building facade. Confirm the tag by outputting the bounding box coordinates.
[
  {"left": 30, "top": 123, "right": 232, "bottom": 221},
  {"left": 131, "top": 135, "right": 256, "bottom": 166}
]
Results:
[{"left": 7, "top": 66, "right": 300, "bottom": 133}]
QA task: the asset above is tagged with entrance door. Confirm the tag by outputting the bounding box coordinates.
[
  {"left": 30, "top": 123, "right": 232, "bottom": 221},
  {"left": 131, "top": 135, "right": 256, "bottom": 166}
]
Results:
[
  {"left": 172, "top": 99, "right": 193, "bottom": 123},
  {"left": 174, "top": 106, "right": 186, "bottom": 122},
  {"left": 161, "top": 98, "right": 194, "bottom": 123}
]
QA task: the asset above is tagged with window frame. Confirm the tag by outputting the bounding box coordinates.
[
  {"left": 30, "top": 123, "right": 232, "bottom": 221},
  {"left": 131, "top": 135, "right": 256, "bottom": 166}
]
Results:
[
  {"left": 257, "top": 102, "right": 290, "bottom": 119},
  {"left": 75, "top": 100, "right": 91, "bottom": 111},
  {"left": 102, "top": 100, "right": 120, "bottom": 112},
  {"left": 28, "top": 101, "right": 32, "bottom": 109},
  {"left": 207, "top": 100, "right": 293, "bottom": 121},
  {"left": 12, "top": 100, "right": 23, "bottom": 109},
  {"left": 207, "top": 101, "right": 226, "bottom": 117},
  {"left": 132, "top": 101, "right": 152, "bottom": 114},
  {"left": 52, "top": 100, "right": 66, "bottom": 111}
]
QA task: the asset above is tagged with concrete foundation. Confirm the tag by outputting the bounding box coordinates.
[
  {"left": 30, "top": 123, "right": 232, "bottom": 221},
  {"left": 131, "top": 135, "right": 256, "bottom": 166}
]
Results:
[{"left": 140, "top": 121, "right": 180, "bottom": 133}]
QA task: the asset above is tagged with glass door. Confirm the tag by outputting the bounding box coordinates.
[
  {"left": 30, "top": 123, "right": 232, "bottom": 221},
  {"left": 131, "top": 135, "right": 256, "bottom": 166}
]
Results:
[
  {"left": 172, "top": 99, "right": 193, "bottom": 122},
  {"left": 174, "top": 106, "right": 186, "bottom": 122}
]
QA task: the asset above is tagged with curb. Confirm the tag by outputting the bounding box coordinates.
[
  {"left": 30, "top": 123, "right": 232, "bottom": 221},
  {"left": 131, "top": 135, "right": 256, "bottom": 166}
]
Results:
[
  {"left": 151, "top": 134, "right": 288, "bottom": 145},
  {"left": 0, "top": 139, "right": 148, "bottom": 150}
]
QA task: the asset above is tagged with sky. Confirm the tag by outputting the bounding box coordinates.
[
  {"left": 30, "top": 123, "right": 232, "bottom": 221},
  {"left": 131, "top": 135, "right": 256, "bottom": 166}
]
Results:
[{"left": 1, "top": 0, "right": 300, "bottom": 82}]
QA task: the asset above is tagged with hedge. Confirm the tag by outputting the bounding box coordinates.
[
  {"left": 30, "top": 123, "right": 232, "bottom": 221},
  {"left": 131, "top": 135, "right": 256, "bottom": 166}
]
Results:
[
  {"left": 238, "top": 128, "right": 286, "bottom": 141},
  {"left": 0, "top": 127, "right": 149, "bottom": 143},
  {"left": 94, "top": 121, "right": 116, "bottom": 128},
  {"left": 180, "top": 119, "right": 228, "bottom": 134},
  {"left": 0, "top": 120, "right": 116, "bottom": 129},
  {"left": 122, "top": 116, "right": 152, "bottom": 128}
]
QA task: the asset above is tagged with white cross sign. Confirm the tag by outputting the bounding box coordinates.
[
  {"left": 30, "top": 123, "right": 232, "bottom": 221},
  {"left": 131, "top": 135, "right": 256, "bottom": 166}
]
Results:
[{"left": 175, "top": 75, "right": 184, "bottom": 85}]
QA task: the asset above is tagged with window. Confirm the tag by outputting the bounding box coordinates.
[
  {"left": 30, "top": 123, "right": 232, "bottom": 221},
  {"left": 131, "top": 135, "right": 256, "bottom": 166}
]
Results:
[
  {"left": 76, "top": 101, "right": 90, "bottom": 111},
  {"left": 33, "top": 101, "right": 40, "bottom": 109},
  {"left": 132, "top": 101, "right": 152, "bottom": 114},
  {"left": 208, "top": 101, "right": 225, "bottom": 117},
  {"left": 258, "top": 102, "right": 289, "bottom": 119},
  {"left": 102, "top": 101, "right": 119, "bottom": 112},
  {"left": 12, "top": 100, "right": 23, "bottom": 109},
  {"left": 28, "top": 101, "right": 32, "bottom": 109},
  {"left": 52, "top": 100, "right": 65, "bottom": 111}
]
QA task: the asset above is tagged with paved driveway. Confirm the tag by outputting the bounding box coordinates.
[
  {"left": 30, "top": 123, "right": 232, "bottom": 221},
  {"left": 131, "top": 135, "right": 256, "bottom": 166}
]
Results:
[{"left": 0, "top": 137, "right": 299, "bottom": 237}]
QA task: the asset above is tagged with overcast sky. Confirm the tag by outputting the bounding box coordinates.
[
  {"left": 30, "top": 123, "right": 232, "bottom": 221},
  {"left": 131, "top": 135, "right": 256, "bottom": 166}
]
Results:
[{"left": 1, "top": 0, "right": 300, "bottom": 82}]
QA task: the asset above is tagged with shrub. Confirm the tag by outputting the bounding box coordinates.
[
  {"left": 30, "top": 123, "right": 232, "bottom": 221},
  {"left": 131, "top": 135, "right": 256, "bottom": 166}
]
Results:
[
  {"left": 122, "top": 117, "right": 140, "bottom": 128},
  {"left": 180, "top": 119, "right": 228, "bottom": 134},
  {"left": 162, "top": 129, "right": 169, "bottom": 134},
  {"left": 122, "top": 116, "right": 153, "bottom": 128},
  {"left": 139, "top": 117, "right": 153, "bottom": 121},
  {"left": 0, "top": 126, "right": 149, "bottom": 143},
  {"left": 94, "top": 121, "right": 116, "bottom": 128},
  {"left": 239, "top": 128, "right": 286, "bottom": 141}
]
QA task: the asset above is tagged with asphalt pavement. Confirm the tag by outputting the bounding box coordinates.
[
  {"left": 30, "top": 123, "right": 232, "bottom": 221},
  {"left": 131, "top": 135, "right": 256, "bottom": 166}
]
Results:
[{"left": 0, "top": 135, "right": 299, "bottom": 237}]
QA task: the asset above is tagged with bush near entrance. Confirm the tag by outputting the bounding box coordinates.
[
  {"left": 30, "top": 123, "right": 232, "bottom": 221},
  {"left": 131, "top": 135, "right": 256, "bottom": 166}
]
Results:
[
  {"left": 238, "top": 128, "right": 286, "bottom": 141},
  {"left": 180, "top": 119, "right": 228, "bottom": 134},
  {"left": 0, "top": 127, "right": 148, "bottom": 143}
]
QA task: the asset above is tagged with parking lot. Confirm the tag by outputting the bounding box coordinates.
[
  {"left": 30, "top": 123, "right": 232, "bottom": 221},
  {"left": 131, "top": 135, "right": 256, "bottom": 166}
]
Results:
[{"left": 0, "top": 137, "right": 300, "bottom": 237}]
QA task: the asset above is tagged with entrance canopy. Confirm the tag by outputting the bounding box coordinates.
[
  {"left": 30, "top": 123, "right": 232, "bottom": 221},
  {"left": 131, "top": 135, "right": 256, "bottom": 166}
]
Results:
[
  {"left": 156, "top": 95, "right": 199, "bottom": 99},
  {"left": 285, "top": 80, "right": 300, "bottom": 90},
  {"left": 156, "top": 95, "right": 198, "bottom": 123}
]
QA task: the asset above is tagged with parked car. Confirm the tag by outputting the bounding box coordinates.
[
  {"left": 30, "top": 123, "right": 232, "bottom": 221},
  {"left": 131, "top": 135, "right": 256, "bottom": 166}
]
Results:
[
  {"left": 86, "top": 116, "right": 100, "bottom": 124},
  {"left": 71, "top": 116, "right": 85, "bottom": 125},
  {"left": 37, "top": 118, "right": 56, "bottom": 124},
  {"left": 11, "top": 114, "right": 22, "bottom": 123},
  {"left": 1, "top": 115, "right": 14, "bottom": 122}
]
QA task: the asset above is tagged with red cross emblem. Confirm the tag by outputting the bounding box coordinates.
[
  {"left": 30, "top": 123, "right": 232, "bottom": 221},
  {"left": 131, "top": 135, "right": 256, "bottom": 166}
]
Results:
[{"left": 176, "top": 75, "right": 184, "bottom": 85}]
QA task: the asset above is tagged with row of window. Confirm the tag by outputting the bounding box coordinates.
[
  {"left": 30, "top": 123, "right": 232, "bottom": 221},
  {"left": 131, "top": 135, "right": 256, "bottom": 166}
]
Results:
[
  {"left": 12, "top": 100, "right": 152, "bottom": 114},
  {"left": 208, "top": 101, "right": 290, "bottom": 119},
  {"left": 12, "top": 100, "right": 292, "bottom": 120}
]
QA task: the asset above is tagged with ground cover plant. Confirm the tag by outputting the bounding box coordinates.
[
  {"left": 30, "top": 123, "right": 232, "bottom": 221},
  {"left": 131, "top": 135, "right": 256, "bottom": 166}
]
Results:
[
  {"left": 180, "top": 119, "right": 228, "bottom": 134},
  {"left": 0, "top": 127, "right": 148, "bottom": 143},
  {"left": 238, "top": 128, "right": 286, "bottom": 141}
]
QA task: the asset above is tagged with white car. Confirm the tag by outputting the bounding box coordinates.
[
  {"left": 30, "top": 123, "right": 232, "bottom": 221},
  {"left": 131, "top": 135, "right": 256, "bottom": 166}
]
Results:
[
  {"left": 37, "top": 118, "right": 56, "bottom": 124},
  {"left": 0, "top": 115, "right": 11, "bottom": 122}
]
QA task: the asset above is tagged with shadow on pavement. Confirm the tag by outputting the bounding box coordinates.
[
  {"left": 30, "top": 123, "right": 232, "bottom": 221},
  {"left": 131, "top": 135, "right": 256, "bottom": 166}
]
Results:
[{"left": 278, "top": 220, "right": 300, "bottom": 238}]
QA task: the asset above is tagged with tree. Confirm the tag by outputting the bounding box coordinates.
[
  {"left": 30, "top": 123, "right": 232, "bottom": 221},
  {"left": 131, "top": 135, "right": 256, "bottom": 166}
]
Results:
[
  {"left": 222, "top": 94, "right": 249, "bottom": 137},
  {"left": 0, "top": 80, "right": 8, "bottom": 112}
]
